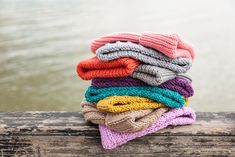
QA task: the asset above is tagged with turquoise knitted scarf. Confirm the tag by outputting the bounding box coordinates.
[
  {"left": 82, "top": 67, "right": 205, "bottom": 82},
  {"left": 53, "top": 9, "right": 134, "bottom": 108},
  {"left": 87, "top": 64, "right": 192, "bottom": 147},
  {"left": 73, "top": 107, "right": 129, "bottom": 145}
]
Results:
[{"left": 85, "top": 86, "right": 185, "bottom": 108}]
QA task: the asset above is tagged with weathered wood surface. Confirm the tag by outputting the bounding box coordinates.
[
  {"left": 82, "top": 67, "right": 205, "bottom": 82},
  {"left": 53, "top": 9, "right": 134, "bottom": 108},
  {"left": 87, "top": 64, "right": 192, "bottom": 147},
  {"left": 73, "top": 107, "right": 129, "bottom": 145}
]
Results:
[{"left": 0, "top": 112, "right": 234, "bottom": 157}]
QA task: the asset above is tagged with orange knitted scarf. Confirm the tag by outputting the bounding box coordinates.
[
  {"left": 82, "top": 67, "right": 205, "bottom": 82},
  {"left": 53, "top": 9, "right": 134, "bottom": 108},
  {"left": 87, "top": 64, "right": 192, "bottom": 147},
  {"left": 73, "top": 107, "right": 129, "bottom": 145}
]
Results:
[{"left": 77, "top": 57, "right": 140, "bottom": 80}]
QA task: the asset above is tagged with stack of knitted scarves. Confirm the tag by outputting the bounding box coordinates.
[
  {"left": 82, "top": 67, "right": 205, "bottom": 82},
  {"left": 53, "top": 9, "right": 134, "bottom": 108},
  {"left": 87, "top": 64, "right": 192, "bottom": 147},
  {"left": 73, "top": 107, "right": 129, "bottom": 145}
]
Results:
[{"left": 76, "top": 32, "right": 196, "bottom": 149}]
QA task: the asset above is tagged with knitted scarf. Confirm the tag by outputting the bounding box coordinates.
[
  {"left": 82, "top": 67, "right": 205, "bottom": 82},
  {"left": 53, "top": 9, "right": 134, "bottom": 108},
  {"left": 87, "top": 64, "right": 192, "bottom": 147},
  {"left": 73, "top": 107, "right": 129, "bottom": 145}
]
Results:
[
  {"left": 99, "top": 107, "right": 196, "bottom": 149},
  {"left": 96, "top": 96, "right": 188, "bottom": 113},
  {"left": 90, "top": 32, "right": 195, "bottom": 60},
  {"left": 131, "top": 65, "right": 179, "bottom": 86},
  {"left": 77, "top": 57, "right": 186, "bottom": 85},
  {"left": 76, "top": 57, "right": 140, "bottom": 80},
  {"left": 92, "top": 77, "right": 194, "bottom": 97},
  {"left": 85, "top": 86, "right": 186, "bottom": 108},
  {"left": 96, "top": 41, "right": 192, "bottom": 73},
  {"left": 81, "top": 100, "right": 168, "bottom": 132}
]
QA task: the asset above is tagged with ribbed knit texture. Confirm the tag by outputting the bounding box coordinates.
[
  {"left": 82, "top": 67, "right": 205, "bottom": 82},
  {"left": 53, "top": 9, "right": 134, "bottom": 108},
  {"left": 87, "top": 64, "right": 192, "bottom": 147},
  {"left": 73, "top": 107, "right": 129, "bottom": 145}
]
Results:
[
  {"left": 96, "top": 41, "right": 192, "bottom": 73},
  {"left": 96, "top": 96, "right": 188, "bottom": 113},
  {"left": 76, "top": 57, "right": 140, "bottom": 80},
  {"left": 85, "top": 86, "right": 186, "bottom": 108},
  {"left": 81, "top": 100, "right": 168, "bottom": 132},
  {"left": 92, "top": 77, "right": 194, "bottom": 97},
  {"left": 77, "top": 57, "right": 184, "bottom": 85},
  {"left": 131, "top": 65, "right": 185, "bottom": 86},
  {"left": 91, "top": 32, "right": 195, "bottom": 60},
  {"left": 99, "top": 107, "right": 196, "bottom": 149}
]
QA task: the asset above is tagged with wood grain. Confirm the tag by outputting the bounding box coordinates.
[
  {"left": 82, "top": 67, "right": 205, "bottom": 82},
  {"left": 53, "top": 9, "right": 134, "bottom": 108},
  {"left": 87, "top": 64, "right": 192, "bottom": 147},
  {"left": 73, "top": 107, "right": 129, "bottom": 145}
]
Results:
[{"left": 0, "top": 112, "right": 234, "bottom": 156}]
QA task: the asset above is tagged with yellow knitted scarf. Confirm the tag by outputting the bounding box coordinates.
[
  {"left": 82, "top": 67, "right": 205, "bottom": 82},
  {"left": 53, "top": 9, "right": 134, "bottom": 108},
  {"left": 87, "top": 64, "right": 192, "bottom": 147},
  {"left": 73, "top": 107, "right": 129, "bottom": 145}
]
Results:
[{"left": 97, "top": 96, "right": 188, "bottom": 113}]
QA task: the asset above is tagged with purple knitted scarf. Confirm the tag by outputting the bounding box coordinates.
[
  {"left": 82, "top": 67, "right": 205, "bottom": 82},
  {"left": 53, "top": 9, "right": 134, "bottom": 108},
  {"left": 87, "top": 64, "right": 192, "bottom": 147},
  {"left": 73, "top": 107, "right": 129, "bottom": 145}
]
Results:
[
  {"left": 99, "top": 107, "right": 196, "bottom": 149},
  {"left": 92, "top": 77, "right": 194, "bottom": 97}
]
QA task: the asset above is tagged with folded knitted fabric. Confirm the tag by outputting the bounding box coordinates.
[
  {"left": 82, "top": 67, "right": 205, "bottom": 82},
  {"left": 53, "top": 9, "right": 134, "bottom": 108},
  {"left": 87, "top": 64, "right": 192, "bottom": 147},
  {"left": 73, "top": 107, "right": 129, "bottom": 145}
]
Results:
[
  {"left": 96, "top": 96, "right": 188, "bottom": 113},
  {"left": 91, "top": 32, "right": 195, "bottom": 60},
  {"left": 96, "top": 41, "right": 192, "bottom": 73},
  {"left": 92, "top": 77, "right": 194, "bottom": 97},
  {"left": 85, "top": 86, "right": 186, "bottom": 108},
  {"left": 76, "top": 57, "right": 140, "bottom": 80},
  {"left": 96, "top": 96, "right": 165, "bottom": 113},
  {"left": 81, "top": 100, "right": 168, "bottom": 132},
  {"left": 99, "top": 107, "right": 196, "bottom": 149},
  {"left": 77, "top": 57, "right": 183, "bottom": 85},
  {"left": 131, "top": 65, "right": 186, "bottom": 86}
]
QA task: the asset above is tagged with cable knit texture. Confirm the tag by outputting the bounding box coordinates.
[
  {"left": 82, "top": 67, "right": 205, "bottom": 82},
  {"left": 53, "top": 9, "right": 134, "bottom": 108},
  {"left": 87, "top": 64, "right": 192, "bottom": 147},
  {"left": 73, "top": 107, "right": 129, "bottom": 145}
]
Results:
[
  {"left": 91, "top": 32, "right": 195, "bottom": 60},
  {"left": 81, "top": 100, "right": 168, "bottom": 132},
  {"left": 92, "top": 77, "right": 194, "bottom": 97},
  {"left": 96, "top": 41, "right": 192, "bottom": 73},
  {"left": 96, "top": 96, "right": 188, "bottom": 113},
  {"left": 99, "top": 107, "right": 196, "bottom": 149},
  {"left": 76, "top": 57, "right": 140, "bottom": 80},
  {"left": 85, "top": 86, "right": 186, "bottom": 108}
]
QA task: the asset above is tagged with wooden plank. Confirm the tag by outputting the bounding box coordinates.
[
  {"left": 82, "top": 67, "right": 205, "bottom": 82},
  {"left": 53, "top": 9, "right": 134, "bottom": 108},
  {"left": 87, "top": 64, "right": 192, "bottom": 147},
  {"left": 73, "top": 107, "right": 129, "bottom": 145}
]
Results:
[{"left": 0, "top": 112, "right": 234, "bottom": 156}]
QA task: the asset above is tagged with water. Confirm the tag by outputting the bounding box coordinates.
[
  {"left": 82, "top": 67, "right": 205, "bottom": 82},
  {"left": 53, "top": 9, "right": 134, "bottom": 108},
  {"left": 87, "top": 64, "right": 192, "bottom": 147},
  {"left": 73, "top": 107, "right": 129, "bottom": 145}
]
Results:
[{"left": 0, "top": 0, "right": 235, "bottom": 111}]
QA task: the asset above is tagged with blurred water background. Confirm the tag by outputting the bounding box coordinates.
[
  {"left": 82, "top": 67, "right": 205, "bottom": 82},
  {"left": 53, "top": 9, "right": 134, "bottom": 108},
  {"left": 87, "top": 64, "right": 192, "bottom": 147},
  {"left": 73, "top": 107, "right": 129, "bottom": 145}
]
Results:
[{"left": 0, "top": 0, "right": 235, "bottom": 111}]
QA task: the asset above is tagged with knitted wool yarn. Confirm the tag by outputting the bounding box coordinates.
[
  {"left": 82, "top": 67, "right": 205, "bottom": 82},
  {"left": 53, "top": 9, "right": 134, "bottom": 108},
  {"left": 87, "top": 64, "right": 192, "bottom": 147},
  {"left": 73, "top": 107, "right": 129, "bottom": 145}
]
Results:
[
  {"left": 76, "top": 57, "right": 140, "bottom": 80},
  {"left": 96, "top": 41, "right": 192, "bottom": 73},
  {"left": 92, "top": 76, "right": 148, "bottom": 87},
  {"left": 90, "top": 32, "right": 195, "bottom": 60},
  {"left": 77, "top": 57, "right": 182, "bottom": 85},
  {"left": 81, "top": 100, "right": 168, "bottom": 132},
  {"left": 96, "top": 96, "right": 188, "bottom": 113},
  {"left": 99, "top": 107, "right": 196, "bottom": 149},
  {"left": 97, "top": 96, "right": 165, "bottom": 112},
  {"left": 158, "top": 77, "right": 193, "bottom": 97},
  {"left": 92, "top": 77, "right": 194, "bottom": 97},
  {"left": 131, "top": 65, "right": 184, "bottom": 86},
  {"left": 85, "top": 86, "right": 186, "bottom": 108}
]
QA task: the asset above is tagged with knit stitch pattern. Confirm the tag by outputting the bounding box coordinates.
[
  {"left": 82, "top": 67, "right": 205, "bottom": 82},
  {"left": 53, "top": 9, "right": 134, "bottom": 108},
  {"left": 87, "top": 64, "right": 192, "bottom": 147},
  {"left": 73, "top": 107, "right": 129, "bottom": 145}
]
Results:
[
  {"left": 81, "top": 100, "right": 168, "bottom": 132},
  {"left": 92, "top": 77, "right": 194, "bottom": 97},
  {"left": 76, "top": 57, "right": 140, "bottom": 80},
  {"left": 97, "top": 96, "right": 165, "bottom": 112},
  {"left": 91, "top": 32, "right": 195, "bottom": 60},
  {"left": 99, "top": 107, "right": 196, "bottom": 149},
  {"left": 96, "top": 41, "right": 192, "bottom": 73},
  {"left": 96, "top": 96, "right": 188, "bottom": 113},
  {"left": 85, "top": 86, "right": 186, "bottom": 108},
  {"left": 77, "top": 57, "right": 183, "bottom": 85},
  {"left": 131, "top": 64, "right": 184, "bottom": 86}
]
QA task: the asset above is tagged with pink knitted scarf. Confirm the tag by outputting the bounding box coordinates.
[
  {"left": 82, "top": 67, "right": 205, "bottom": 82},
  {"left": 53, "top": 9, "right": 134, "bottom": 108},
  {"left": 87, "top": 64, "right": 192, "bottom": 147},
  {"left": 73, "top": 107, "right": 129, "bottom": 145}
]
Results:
[{"left": 91, "top": 33, "right": 195, "bottom": 60}]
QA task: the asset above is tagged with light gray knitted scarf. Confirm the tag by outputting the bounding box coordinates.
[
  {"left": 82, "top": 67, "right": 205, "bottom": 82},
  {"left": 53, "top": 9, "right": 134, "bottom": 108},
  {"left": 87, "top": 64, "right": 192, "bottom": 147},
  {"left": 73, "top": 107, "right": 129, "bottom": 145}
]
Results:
[
  {"left": 132, "top": 64, "right": 190, "bottom": 86},
  {"left": 96, "top": 41, "right": 192, "bottom": 73}
]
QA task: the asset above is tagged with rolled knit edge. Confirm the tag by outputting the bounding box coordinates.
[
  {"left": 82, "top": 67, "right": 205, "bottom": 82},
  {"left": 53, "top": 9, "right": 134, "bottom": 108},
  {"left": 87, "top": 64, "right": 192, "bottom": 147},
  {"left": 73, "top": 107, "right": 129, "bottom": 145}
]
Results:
[
  {"left": 131, "top": 64, "right": 177, "bottom": 86},
  {"left": 76, "top": 57, "right": 140, "bottom": 80}
]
